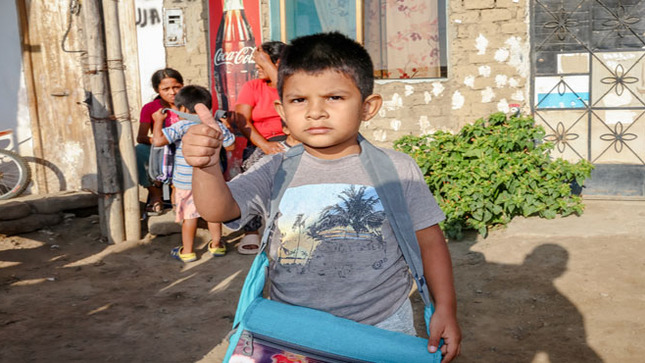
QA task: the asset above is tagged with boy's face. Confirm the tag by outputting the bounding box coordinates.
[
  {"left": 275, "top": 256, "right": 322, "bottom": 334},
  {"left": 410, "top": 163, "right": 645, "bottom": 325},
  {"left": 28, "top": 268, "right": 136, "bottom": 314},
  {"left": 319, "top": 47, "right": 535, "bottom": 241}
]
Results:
[{"left": 275, "top": 69, "right": 382, "bottom": 159}]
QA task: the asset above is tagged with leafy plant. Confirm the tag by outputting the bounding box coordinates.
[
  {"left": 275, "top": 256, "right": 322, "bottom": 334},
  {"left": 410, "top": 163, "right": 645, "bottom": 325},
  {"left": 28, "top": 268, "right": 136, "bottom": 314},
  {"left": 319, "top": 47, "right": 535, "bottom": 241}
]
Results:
[{"left": 394, "top": 112, "right": 594, "bottom": 239}]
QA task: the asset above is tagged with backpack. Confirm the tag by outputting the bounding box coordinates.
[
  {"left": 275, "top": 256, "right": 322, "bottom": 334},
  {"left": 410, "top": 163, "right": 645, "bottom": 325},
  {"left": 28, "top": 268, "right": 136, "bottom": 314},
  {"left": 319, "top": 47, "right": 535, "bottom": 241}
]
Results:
[
  {"left": 148, "top": 143, "right": 175, "bottom": 185},
  {"left": 224, "top": 134, "right": 441, "bottom": 362}
]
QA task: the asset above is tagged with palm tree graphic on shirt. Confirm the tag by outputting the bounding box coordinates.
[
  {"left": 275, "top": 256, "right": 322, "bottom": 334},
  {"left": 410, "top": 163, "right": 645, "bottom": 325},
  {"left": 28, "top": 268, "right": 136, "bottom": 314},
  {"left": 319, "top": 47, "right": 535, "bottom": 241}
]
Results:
[{"left": 278, "top": 185, "right": 386, "bottom": 266}]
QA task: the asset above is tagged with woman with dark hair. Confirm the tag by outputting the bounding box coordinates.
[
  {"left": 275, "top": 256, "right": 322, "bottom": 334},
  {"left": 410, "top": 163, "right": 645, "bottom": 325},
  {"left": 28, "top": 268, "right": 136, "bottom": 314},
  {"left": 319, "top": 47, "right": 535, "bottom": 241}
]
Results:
[
  {"left": 233, "top": 41, "right": 286, "bottom": 253},
  {"left": 135, "top": 68, "right": 183, "bottom": 216},
  {"left": 235, "top": 41, "right": 287, "bottom": 158}
]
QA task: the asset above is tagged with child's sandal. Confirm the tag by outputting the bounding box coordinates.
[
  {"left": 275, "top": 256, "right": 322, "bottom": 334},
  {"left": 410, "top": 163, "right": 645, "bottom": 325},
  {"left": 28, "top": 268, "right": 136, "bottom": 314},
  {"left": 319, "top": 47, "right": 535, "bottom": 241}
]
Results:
[
  {"left": 207, "top": 240, "right": 227, "bottom": 257},
  {"left": 170, "top": 246, "right": 197, "bottom": 262}
]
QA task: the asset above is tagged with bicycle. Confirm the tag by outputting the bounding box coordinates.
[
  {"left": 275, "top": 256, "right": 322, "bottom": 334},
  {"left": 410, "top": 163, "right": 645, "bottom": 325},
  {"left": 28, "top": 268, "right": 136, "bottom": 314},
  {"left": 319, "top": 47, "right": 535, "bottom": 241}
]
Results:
[{"left": 0, "top": 129, "right": 31, "bottom": 200}]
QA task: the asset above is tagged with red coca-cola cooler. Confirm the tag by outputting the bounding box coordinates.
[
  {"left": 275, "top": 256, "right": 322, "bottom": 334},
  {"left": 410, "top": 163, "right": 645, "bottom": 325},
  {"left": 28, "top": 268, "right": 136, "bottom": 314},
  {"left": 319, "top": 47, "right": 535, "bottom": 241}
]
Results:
[{"left": 209, "top": 0, "right": 262, "bottom": 179}]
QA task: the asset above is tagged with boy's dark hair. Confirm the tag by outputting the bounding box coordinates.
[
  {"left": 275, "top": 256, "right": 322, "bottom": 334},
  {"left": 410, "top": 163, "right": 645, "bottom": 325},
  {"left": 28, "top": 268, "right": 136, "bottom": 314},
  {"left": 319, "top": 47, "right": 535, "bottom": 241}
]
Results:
[
  {"left": 175, "top": 85, "right": 212, "bottom": 113},
  {"left": 261, "top": 41, "right": 286, "bottom": 65},
  {"left": 151, "top": 68, "right": 183, "bottom": 92},
  {"left": 277, "top": 32, "right": 374, "bottom": 100}
]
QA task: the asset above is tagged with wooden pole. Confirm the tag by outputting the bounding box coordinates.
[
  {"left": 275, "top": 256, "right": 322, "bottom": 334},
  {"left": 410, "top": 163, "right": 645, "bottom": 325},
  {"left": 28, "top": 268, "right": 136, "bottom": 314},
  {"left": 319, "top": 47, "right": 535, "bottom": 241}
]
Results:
[
  {"left": 117, "top": 1, "right": 142, "bottom": 143},
  {"left": 103, "top": 0, "right": 140, "bottom": 241},
  {"left": 80, "top": 0, "right": 125, "bottom": 244},
  {"left": 15, "top": 0, "right": 49, "bottom": 194}
]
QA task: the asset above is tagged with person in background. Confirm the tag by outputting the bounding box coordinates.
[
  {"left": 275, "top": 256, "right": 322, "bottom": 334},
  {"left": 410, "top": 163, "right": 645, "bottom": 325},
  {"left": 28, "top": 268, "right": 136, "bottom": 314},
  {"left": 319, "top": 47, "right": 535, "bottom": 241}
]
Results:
[
  {"left": 135, "top": 68, "right": 183, "bottom": 216},
  {"left": 241, "top": 119, "right": 300, "bottom": 170},
  {"left": 151, "top": 85, "right": 235, "bottom": 262},
  {"left": 232, "top": 41, "right": 286, "bottom": 254}
]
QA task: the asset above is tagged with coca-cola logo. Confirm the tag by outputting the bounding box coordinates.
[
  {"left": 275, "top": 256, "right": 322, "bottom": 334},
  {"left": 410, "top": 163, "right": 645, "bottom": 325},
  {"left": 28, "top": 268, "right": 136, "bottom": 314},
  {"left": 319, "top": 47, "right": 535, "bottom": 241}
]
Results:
[{"left": 214, "top": 47, "right": 255, "bottom": 66}]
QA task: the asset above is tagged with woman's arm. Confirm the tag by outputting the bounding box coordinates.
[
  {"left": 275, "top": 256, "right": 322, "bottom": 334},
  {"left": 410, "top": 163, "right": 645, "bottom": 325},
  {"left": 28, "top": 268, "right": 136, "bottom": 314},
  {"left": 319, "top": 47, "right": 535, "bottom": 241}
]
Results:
[
  {"left": 136, "top": 121, "right": 152, "bottom": 144},
  {"left": 234, "top": 103, "right": 284, "bottom": 154}
]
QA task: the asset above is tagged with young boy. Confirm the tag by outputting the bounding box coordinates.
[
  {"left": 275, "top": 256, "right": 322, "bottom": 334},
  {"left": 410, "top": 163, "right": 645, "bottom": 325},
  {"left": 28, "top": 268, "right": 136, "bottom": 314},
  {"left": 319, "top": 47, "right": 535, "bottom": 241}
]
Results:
[
  {"left": 183, "top": 32, "right": 461, "bottom": 360},
  {"left": 151, "top": 85, "right": 235, "bottom": 262}
]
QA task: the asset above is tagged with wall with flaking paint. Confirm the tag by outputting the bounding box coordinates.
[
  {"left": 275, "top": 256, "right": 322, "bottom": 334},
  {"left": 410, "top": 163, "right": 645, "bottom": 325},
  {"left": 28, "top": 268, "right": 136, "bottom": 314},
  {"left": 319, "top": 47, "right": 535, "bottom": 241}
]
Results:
[{"left": 164, "top": 0, "right": 531, "bottom": 147}]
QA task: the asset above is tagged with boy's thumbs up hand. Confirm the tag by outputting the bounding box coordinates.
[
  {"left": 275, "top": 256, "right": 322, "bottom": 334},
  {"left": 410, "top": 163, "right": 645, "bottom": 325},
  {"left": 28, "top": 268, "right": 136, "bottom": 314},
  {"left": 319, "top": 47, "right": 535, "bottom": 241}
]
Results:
[{"left": 183, "top": 103, "right": 224, "bottom": 168}]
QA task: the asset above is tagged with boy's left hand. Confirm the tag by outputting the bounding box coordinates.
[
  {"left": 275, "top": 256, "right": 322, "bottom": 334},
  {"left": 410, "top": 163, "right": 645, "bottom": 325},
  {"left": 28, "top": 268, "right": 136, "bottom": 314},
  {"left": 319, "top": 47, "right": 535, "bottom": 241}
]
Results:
[{"left": 428, "top": 307, "right": 461, "bottom": 362}]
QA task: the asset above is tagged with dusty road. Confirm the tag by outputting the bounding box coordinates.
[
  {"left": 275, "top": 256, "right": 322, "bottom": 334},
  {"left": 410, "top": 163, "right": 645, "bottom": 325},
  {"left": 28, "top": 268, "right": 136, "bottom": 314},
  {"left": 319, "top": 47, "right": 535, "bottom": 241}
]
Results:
[{"left": 0, "top": 199, "right": 643, "bottom": 362}]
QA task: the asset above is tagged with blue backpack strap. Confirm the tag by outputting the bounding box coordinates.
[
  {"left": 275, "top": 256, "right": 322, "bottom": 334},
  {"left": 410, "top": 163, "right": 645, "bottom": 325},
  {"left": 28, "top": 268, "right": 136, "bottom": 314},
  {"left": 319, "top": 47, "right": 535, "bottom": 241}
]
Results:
[
  {"left": 356, "top": 134, "right": 433, "bottom": 309},
  {"left": 224, "top": 144, "right": 305, "bottom": 362}
]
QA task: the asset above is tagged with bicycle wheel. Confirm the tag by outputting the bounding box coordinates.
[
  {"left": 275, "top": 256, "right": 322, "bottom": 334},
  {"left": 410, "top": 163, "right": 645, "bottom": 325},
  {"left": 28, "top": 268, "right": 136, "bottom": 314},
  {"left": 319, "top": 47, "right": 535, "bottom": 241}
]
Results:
[{"left": 0, "top": 149, "right": 31, "bottom": 200}]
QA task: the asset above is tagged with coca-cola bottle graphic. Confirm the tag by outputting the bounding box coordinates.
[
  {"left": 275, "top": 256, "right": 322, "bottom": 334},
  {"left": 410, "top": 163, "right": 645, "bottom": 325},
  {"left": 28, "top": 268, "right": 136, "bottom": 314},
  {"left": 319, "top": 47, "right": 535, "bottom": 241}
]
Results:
[{"left": 213, "top": 0, "right": 256, "bottom": 111}]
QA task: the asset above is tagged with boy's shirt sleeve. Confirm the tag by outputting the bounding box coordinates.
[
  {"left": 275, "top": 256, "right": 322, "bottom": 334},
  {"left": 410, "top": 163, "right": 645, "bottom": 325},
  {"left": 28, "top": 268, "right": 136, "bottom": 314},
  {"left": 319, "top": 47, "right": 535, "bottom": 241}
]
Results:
[
  {"left": 162, "top": 120, "right": 196, "bottom": 145},
  {"left": 387, "top": 149, "right": 446, "bottom": 231},
  {"left": 217, "top": 121, "right": 235, "bottom": 148},
  {"left": 161, "top": 120, "right": 189, "bottom": 144},
  {"left": 224, "top": 154, "right": 281, "bottom": 231}
]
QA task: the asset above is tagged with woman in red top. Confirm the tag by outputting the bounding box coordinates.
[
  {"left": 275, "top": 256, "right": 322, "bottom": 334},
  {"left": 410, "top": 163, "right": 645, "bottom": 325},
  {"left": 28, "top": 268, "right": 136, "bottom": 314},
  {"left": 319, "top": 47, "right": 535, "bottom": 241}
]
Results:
[
  {"left": 235, "top": 41, "right": 287, "bottom": 160},
  {"left": 233, "top": 42, "right": 286, "bottom": 253},
  {"left": 135, "top": 68, "right": 183, "bottom": 215}
]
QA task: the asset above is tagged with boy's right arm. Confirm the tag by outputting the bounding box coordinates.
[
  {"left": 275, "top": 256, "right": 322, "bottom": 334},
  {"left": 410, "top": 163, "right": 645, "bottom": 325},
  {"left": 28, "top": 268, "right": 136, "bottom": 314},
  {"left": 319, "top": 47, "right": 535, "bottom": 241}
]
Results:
[
  {"left": 183, "top": 103, "right": 241, "bottom": 222},
  {"left": 150, "top": 109, "right": 169, "bottom": 147}
]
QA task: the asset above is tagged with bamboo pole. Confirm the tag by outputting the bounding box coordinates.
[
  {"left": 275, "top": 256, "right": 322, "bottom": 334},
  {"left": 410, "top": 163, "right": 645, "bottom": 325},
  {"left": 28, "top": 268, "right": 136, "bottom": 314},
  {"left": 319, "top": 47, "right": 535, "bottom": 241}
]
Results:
[
  {"left": 102, "top": 0, "right": 140, "bottom": 241},
  {"left": 81, "top": 0, "right": 125, "bottom": 244}
]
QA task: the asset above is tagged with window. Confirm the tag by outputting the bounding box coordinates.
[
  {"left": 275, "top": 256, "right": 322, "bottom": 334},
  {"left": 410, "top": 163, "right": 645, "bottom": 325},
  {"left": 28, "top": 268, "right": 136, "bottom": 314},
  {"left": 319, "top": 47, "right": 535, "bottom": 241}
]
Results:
[{"left": 270, "top": 0, "right": 447, "bottom": 79}]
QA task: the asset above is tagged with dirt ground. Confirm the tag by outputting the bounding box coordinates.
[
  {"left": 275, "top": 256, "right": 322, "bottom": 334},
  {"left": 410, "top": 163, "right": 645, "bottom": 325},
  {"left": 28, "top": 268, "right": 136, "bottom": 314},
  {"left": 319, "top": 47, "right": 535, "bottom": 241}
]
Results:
[{"left": 0, "top": 199, "right": 643, "bottom": 362}]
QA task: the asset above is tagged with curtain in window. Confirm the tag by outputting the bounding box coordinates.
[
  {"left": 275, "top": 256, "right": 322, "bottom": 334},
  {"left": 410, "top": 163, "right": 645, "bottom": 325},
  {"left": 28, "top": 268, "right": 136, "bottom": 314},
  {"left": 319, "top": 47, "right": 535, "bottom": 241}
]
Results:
[
  {"left": 365, "top": 0, "right": 441, "bottom": 79},
  {"left": 313, "top": 0, "right": 356, "bottom": 37}
]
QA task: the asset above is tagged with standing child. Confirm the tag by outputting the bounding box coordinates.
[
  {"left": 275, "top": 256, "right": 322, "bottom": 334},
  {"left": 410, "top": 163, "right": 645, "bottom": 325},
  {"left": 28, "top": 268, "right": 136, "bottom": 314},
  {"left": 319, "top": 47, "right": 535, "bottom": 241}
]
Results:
[
  {"left": 151, "top": 85, "right": 235, "bottom": 262},
  {"left": 182, "top": 32, "right": 461, "bottom": 360}
]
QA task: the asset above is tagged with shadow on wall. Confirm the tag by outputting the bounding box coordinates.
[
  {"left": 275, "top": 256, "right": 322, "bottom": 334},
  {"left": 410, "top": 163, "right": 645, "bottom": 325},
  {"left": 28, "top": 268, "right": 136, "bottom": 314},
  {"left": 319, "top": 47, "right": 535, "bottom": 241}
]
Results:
[{"left": 21, "top": 156, "right": 67, "bottom": 194}]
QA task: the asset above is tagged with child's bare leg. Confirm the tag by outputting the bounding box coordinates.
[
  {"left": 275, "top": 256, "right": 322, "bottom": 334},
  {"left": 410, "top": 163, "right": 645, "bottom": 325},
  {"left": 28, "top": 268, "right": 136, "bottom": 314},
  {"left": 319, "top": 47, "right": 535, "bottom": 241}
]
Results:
[
  {"left": 181, "top": 218, "right": 198, "bottom": 254},
  {"left": 207, "top": 222, "right": 223, "bottom": 248}
]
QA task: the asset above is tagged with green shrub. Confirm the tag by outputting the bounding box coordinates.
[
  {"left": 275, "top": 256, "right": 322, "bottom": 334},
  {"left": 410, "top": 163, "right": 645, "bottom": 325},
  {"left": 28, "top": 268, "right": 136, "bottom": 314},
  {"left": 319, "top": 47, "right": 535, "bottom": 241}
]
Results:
[{"left": 394, "top": 112, "right": 594, "bottom": 239}]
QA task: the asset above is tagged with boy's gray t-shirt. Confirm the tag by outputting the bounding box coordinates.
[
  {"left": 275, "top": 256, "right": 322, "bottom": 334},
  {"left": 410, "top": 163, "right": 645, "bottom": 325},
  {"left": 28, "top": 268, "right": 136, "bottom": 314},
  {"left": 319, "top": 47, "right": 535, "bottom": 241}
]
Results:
[{"left": 226, "top": 148, "right": 445, "bottom": 325}]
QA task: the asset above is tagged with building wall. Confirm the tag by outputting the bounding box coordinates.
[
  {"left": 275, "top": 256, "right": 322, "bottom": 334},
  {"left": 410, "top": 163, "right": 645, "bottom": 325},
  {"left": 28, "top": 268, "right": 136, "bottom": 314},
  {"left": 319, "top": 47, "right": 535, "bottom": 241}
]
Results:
[
  {"left": 0, "top": 2, "right": 32, "bottom": 156},
  {"left": 163, "top": 0, "right": 531, "bottom": 147},
  {"left": 136, "top": 0, "right": 167, "bottom": 104},
  {"left": 164, "top": 0, "right": 211, "bottom": 89},
  {"left": 364, "top": 0, "right": 531, "bottom": 147}
]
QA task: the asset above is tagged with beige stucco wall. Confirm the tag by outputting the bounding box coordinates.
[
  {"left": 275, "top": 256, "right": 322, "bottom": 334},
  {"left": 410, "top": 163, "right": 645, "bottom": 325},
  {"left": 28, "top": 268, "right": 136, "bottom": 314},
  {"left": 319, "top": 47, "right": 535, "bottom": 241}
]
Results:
[
  {"left": 365, "top": 0, "right": 531, "bottom": 147},
  {"left": 164, "top": 0, "right": 210, "bottom": 88},
  {"left": 164, "top": 0, "right": 531, "bottom": 147}
]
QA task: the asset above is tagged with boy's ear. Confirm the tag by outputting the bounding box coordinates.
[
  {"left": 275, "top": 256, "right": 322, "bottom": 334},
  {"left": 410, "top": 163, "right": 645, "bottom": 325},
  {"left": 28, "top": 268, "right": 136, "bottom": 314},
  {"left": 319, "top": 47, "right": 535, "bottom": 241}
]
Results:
[
  {"left": 274, "top": 99, "right": 286, "bottom": 121},
  {"left": 361, "top": 94, "right": 383, "bottom": 122}
]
